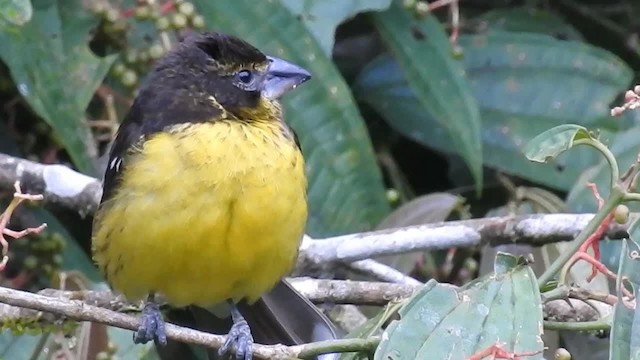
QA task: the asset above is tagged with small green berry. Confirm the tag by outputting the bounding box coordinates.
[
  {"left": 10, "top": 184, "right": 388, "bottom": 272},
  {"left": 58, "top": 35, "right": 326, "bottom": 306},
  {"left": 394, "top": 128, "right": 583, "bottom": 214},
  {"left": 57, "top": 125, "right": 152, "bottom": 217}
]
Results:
[
  {"left": 111, "top": 62, "right": 126, "bottom": 77},
  {"left": 403, "top": 0, "right": 416, "bottom": 8},
  {"left": 110, "top": 19, "right": 127, "bottom": 33},
  {"left": 138, "top": 50, "right": 150, "bottom": 64},
  {"left": 415, "top": 1, "right": 430, "bottom": 16},
  {"left": 42, "top": 264, "right": 53, "bottom": 275},
  {"left": 148, "top": 44, "right": 164, "bottom": 60},
  {"left": 121, "top": 70, "right": 138, "bottom": 87},
  {"left": 555, "top": 348, "right": 571, "bottom": 360},
  {"left": 24, "top": 256, "right": 38, "bottom": 270},
  {"left": 155, "top": 16, "right": 171, "bottom": 31},
  {"left": 385, "top": 189, "right": 399, "bottom": 204},
  {"left": 50, "top": 233, "right": 66, "bottom": 249},
  {"left": 171, "top": 12, "right": 188, "bottom": 29},
  {"left": 105, "top": 8, "right": 120, "bottom": 23},
  {"left": 451, "top": 44, "right": 464, "bottom": 59},
  {"left": 614, "top": 204, "right": 630, "bottom": 224},
  {"left": 91, "top": 2, "right": 108, "bottom": 16},
  {"left": 191, "top": 14, "right": 205, "bottom": 29},
  {"left": 134, "top": 5, "right": 151, "bottom": 19},
  {"left": 124, "top": 50, "right": 138, "bottom": 64},
  {"left": 178, "top": 2, "right": 195, "bottom": 17},
  {"left": 52, "top": 254, "right": 63, "bottom": 266},
  {"left": 96, "top": 352, "right": 111, "bottom": 360}
]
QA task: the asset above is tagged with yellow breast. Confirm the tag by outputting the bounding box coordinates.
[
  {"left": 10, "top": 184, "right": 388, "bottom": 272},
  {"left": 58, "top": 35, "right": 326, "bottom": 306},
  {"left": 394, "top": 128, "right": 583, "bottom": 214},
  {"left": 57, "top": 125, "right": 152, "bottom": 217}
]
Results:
[{"left": 92, "top": 120, "right": 307, "bottom": 307}]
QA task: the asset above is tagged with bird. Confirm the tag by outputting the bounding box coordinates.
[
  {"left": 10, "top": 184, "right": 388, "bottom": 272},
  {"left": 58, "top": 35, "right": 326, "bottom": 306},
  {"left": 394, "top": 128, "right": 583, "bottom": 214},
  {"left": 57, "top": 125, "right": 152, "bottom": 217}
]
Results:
[{"left": 91, "top": 31, "right": 320, "bottom": 360}]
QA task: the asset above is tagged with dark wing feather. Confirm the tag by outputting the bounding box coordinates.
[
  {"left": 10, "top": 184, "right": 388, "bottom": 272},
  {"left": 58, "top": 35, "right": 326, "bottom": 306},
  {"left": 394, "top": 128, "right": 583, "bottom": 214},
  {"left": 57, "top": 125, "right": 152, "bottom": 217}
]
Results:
[
  {"left": 157, "top": 280, "right": 342, "bottom": 360},
  {"left": 100, "top": 75, "right": 224, "bottom": 204},
  {"left": 100, "top": 104, "right": 143, "bottom": 204}
]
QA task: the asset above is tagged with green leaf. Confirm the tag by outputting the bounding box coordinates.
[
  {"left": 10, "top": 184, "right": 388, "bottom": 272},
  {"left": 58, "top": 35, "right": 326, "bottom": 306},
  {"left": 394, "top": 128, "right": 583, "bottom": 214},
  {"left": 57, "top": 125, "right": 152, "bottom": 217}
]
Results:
[
  {"left": 280, "top": 0, "right": 391, "bottom": 55},
  {"left": 374, "top": 254, "right": 543, "bottom": 360},
  {"left": 193, "top": 0, "right": 390, "bottom": 236},
  {"left": 371, "top": 2, "right": 483, "bottom": 192},
  {"left": 0, "top": 0, "right": 32, "bottom": 26},
  {"left": 354, "top": 31, "right": 632, "bottom": 190},
  {"left": 610, "top": 238, "right": 640, "bottom": 360},
  {"left": 0, "top": 0, "right": 115, "bottom": 175},
  {"left": 339, "top": 301, "right": 404, "bottom": 360},
  {"left": 523, "top": 124, "right": 591, "bottom": 163},
  {"left": 476, "top": 7, "right": 583, "bottom": 39},
  {"left": 0, "top": 333, "right": 49, "bottom": 360}
]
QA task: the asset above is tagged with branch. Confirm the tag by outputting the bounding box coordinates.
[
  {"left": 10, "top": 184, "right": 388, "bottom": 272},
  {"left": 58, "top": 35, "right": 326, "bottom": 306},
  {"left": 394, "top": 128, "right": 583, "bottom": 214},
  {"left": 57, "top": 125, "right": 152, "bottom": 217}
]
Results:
[
  {"left": 0, "top": 279, "right": 611, "bottom": 329},
  {"left": 0, "top": 285, "right": 379, "bottom": 359},
  {"left": 0, "top": 154, "right": 102, "bottom": 218},
  {"left": 299, "top": 213, "right": 630, "bottom": 264},
  {"left": 344, "top": 259, "right": 423, "bottom": 286},
  {"left": 288, "top": 277, "right": 418, "bottom": 305},
  {"left": 0, "top": 153, "right": 632, "bottom": 268}
]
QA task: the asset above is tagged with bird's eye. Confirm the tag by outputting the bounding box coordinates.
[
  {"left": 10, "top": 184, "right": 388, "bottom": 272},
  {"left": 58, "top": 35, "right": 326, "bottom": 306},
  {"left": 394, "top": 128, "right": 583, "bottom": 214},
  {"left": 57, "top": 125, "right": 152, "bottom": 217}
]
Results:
[{"left": 237, "top": 70, "right": 253, "bottom": 84}]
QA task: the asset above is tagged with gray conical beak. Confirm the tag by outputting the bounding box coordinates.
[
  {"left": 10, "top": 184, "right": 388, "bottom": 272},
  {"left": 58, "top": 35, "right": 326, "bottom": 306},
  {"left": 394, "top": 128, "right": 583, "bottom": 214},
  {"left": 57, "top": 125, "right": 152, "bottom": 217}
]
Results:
[{"left": 262, "top": 56, "right": 311, "bottom": 100}]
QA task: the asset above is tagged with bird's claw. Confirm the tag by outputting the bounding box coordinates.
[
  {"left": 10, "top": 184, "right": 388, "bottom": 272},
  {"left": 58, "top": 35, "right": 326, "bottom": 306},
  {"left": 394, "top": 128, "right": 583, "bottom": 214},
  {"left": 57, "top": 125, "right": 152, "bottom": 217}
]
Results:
[
  {"left": 133, "top": 301, "right": 167, "bottom": 345},
  {"left": 218, "top": 318, "right": 254, "bottom": 360}
]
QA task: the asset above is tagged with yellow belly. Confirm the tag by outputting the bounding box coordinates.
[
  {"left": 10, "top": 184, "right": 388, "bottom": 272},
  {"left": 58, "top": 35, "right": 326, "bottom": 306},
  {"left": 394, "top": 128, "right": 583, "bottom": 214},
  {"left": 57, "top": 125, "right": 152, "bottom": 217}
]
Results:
[{"left": 92, "top": 120, "right": 307, "bottom": 307}]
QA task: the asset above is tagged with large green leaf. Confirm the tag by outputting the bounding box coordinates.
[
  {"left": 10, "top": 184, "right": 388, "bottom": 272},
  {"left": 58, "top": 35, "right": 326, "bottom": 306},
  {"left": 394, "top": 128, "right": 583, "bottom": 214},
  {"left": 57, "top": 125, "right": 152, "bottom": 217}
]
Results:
[
  {"left": 610, "top": 238, "right": 640, "bottom": 360},
  {"left": 281, "top": 0, "right": 391, "bottom": 55},
  {"left": 354, "top": 31, "right": 632, "bottom": 190},
  {"left": 192, "top": 0, "right": 389, "bottom": 236},
  {"left": 475, "top": 7, "right": 583, "bottom": 40},
  {"left": 371, "top": 2, "right": 483, "bottom": 192},
  {"left": 0, "top": 0, "right": 115, "bottom": 175},
  {"left": 374, "top": 253, "right": 544, "bottom": 359}
]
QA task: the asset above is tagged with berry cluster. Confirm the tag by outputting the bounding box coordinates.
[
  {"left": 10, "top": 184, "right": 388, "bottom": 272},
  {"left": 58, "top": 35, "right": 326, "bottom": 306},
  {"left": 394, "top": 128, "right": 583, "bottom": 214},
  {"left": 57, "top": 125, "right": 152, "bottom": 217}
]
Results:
[{"left": 91, "top": 0, "right": 206, "bottom": 89}]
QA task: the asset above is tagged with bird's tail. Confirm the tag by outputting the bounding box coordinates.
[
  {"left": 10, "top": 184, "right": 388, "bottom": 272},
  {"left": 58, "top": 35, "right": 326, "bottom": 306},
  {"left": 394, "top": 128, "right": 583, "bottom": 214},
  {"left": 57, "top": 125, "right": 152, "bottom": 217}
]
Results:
[{"left": 157, "top": 279, "right": 342, "bottom": 360}]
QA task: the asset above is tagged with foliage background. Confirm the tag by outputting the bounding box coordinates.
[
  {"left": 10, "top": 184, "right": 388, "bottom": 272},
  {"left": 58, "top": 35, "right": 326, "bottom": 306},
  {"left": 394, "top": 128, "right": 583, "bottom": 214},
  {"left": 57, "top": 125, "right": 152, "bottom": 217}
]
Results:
[{"left": 1, "top": 0, "right": 639, "bottom": 358}]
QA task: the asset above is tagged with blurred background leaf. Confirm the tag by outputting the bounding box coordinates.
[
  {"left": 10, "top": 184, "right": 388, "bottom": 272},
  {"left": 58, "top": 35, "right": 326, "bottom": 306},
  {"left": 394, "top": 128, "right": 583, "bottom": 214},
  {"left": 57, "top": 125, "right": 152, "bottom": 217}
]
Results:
[
  {"left": 281, "top": 0, "right": 391, "bottom": 55},
  {"left": 0, "top": 0, "right": 115, "bottom": 175},
  {"left": 371, "top": 1, "right": 484, "bottom": 192},
  {"left": 355, "top": 31, "right": 632, "bottom": 193}
]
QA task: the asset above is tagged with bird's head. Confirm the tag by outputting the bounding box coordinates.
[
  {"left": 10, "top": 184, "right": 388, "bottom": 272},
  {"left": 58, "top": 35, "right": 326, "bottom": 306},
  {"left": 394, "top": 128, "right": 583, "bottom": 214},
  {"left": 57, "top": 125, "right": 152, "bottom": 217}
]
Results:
[{"left": 141, "top": 32, "right": 311, "bottom": 122}]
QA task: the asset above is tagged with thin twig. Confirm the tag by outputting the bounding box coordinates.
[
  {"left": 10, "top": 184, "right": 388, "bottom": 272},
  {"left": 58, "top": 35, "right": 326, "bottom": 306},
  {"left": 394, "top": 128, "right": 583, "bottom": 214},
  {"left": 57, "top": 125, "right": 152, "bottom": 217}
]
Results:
[
  {"left": 0, "top": 181, "right": 47, "bottom": 270},
  {"left": 346, "top": 259, "right": 422, "bottom": 286}
]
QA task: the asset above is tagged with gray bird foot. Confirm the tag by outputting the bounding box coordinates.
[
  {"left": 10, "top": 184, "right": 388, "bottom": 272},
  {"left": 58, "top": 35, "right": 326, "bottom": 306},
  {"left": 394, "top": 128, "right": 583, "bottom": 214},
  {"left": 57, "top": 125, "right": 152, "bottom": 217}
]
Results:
[
  {"left": 218, "top": 304, "right": 254, "bottom": 360},
  {"left": 133, "top": 299, "right": 167, "bottom": 346}
]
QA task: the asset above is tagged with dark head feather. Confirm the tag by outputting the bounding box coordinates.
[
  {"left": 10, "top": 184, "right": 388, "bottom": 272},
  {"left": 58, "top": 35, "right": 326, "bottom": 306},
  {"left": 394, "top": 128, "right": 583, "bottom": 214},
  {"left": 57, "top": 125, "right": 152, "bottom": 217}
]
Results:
[{"left": 189, "top": 32, "right": 267, "bottom": 69}]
